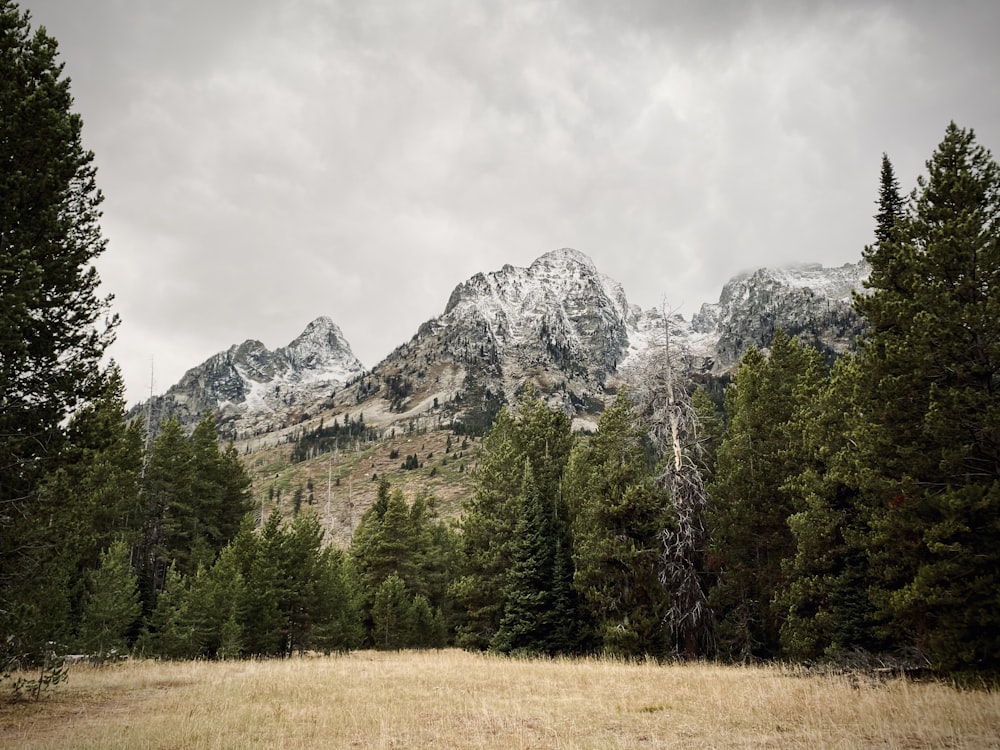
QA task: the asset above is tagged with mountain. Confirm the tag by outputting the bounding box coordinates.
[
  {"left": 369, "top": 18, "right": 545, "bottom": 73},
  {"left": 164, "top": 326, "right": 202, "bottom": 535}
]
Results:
[
  {"left": 691, "top": 261, "right": 869, "bottom": 370},
  {"left": 331, "top": 249, "right": 649, "bottom": 433},
  {"left": 322, "top": 249, "right": 868, "bottom": 434},
  {"left": 139, "top": 316, "right": 365, "bottom": 438},
  {"left": 140, "top": 250, "right": 869, "bottom": 439}
]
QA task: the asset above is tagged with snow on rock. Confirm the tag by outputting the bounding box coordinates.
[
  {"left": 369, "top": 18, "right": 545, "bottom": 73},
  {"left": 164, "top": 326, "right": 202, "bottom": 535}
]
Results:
[
  {"left": 139, "top": 249, "right": 871, "bottom": 438},
  {"left": 138, "top": 317, "right": 365, "bottom": 439}
]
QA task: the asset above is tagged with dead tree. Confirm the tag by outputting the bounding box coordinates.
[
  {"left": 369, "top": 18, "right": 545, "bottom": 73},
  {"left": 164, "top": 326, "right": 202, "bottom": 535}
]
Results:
[{"left": 628, "top": 305, "right": 714, "bottom": 658}]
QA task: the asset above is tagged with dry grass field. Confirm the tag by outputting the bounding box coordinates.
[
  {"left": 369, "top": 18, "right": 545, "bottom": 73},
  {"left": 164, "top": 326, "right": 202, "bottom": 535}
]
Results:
[{"left": 1, "top": 649, "right": 998, "bottom": 749}]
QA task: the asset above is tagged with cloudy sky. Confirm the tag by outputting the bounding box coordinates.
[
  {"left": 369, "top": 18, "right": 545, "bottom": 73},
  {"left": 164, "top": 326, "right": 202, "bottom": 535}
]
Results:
[{"left": 25, "top": 0, "right": 1000, "bottom": 405}]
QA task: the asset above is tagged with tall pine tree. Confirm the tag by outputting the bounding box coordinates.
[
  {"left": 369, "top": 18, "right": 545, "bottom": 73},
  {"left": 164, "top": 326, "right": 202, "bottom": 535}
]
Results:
[
  {"left": 568, "top": 390, "right": 670, "bottom": 657},
  {"left": 854, "top": 124, "right": 1000, "bottom": 674},
  {"left": 707, "top": 331, "right": 824, "bottom": 661},
  {"left": 0, "top": 0, "right": 118, "bottom": 661}
]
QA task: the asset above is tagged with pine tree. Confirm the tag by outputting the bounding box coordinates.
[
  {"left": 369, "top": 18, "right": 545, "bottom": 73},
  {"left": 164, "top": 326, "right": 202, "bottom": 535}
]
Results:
[
  {"left": 312, "top": 547, "right": 363, "bottom": 654},
  {"left": 138, "top": 418, "right": 196, "bottom": 600},
  {"left": 282, "top": 510, "right": 326, "bottom": 654},
  {"left": 188, "top": 414, "right": 253, "bottom": 557},
  {"left": 491, "top": 461, "right": 553, "bottom": 654},
  {"left": 351, "top": 483, "right": 415, "bottom": 640},
  {"left": 182, "top": 544, "right": 246, "bottom": 659},
  {"left": 371, "top": 574, "right": 412, "bottom": 650},
  {"left": 775, "top": 355, "right": 880, "bottom": 661},
  {"left": 137, "top": 562, "right": 190, "bottom": 659},
  {"left": 407, "top": 493, "right": 460, "bottom": 636},
  {"left": 774, "top": 157, "right": 910, "bottom": 663},
  {"left": 0, "top": 0, "right": 118, "bottom": 662},
  {"left": 12, "top": 367, "right": 142, "bottom": 652},
  {"left": 78, "top": 540, "right": 140, "bottom": 661},
  {"left": 568, "top": 391, "right": 670, "bottom": 657},
  {"left": 452, "top": 407, "right": 522, "bottom": 649},
  {"left": 241, "top": 512, "right": 285, "bottom": 656},
  {"left": 454, "top": 393, "right": 580, "bottom": 652},
  {"left": 854, "top": 124, "right": 1000, "bottom": 674},
  {"left": 707, "top": 332, "right": 824, "bottom": 661}
]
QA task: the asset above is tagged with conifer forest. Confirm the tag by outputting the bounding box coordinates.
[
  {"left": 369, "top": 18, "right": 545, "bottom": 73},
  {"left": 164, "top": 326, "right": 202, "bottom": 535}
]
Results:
[{"left": 3, "top": 0, "right": 1000, "bottom": 689}]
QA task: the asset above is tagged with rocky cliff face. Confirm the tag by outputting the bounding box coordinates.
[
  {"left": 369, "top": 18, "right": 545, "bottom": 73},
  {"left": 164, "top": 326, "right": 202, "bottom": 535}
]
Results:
[
  {"left": 332, "top": 249, "right": 643, "bottom": 431},
  {"left": 692, "top": 261, "right": 869, "bottom": 370},
  {"left": 139, "top": 316, "right": 364, "bottom": 438},
  {"left": 140, "top": 251, "right": 870, "bottom": 439}
]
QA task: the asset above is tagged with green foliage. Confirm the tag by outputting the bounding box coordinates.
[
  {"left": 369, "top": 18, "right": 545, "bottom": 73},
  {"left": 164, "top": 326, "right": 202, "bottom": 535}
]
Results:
[
  {"left": 707, "top": 332, "right": 825, "bottom": 661},
  {"left": 311, "top": 548, "right": 363, "bottom": 653},
  {"left": 290, "top": 415, "right": 377, "bottom": 462},
  {"left": 691, "top": 386, "right": 724, "bottom": 482},
  {"left": 137, "top": 563, "right": 191, "bottom": 659},
  {"left": 491, "top": 460, "right": 584, "bottom": 656},
  {"left": 137, "top": 416, "right": 252, "bottom": 608},
  {"left": 78, "top": 540, "right": 141, "bottom": 662},
  {"left": 371, "top": 574, "right": 412, "bottom": 650},
  {"left": 351, "top": 479, "right": 458, "bottom": 646},
  {"left": 852, "top": 124, "right": 1000, "bottom": 674},
  {"left": 775, "top": 356, "right": 879, "bottom": 661},
  {"left": 453, "top": 393, "right": 580, "bottom": 651},
  {"left": 141, "top": 510, "right": 365, "bottom": 660},
  {"left": 0, "top": 0, "right": 118, "bottom": 667},
  {"left": 568, "top": 391, "right": 670, "bottom": 658}
]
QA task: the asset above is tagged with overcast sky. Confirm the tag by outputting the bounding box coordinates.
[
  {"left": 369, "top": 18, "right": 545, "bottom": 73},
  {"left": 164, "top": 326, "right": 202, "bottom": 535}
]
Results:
[{"left": 24, "top": 0, "right": 1000, "bottom": 405}]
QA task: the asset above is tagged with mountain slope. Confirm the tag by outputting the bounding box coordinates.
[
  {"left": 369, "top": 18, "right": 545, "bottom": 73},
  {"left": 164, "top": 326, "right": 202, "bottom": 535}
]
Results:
[
  {"left": 692, "top": 261, "right": 869, "bottom": 369},
  {"left": 140, "top": 316, "right": 365, "bottom": 438}
]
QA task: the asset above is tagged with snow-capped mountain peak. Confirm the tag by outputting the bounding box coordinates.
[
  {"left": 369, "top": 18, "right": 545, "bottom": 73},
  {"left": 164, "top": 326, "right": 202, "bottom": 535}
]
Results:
[{"left": 138, "top": 317, "right": 365, "bottom": 438}]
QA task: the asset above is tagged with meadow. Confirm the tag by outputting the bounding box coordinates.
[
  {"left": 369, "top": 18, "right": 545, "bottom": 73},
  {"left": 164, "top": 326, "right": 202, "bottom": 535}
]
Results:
[{"left": 2, "top": 650, "right": 998, "bottom": 749}]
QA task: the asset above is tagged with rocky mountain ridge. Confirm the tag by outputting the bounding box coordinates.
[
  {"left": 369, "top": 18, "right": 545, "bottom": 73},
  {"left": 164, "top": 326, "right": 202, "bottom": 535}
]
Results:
[
  {"left": 142, "top": 249, "right": 869, "bottom": 440},
  {"left": 139, "top": 316, "right": 364, "bottom": 437}
]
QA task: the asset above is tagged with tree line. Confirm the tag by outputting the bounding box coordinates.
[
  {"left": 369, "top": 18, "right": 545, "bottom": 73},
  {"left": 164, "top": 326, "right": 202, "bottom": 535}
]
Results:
[{"left": 3, "top": 0, "right": 998, "bottom": 681}]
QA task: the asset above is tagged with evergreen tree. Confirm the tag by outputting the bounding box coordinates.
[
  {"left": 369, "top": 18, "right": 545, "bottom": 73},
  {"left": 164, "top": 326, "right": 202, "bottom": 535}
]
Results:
[
  {"left": 241, "top": 512, "right": 285, "bottom": 655},
  {"left": 774, "top": 158, "right": 909, "bottom": 663},
  {"left": 568, "top": 391, "right": 670, "bottom": 657},
  {"left": 0, "top": 0, "right": 118, "bottom": 662},
  {"left": 451, "top": 407, "right": 521, "bottom": 649},
  {"left": 854, "top": 124, "right": 1000, "bottom": 674},
  {"left": 775, "top": 355, "right": 880, "bottom": 660},
  {"left": 691, "top": 386, "right": 725, "bottom": 482},
  {"left": 873, "top": 152, "right": 906, "bottom": 247},
  {"left": 707, "top": 332, "right": 824, "bottom": 661},
  {"left": 188, "top": 414, "right": 253, "bottom": 557},
  {"left": 312, "top": 547, "right": 363, "bottom": 654},
  {"left": 407, "top": 493, "right": 461, "bottom": 634},
  {"left": 454, "top": 393, "right": 578, "bottom": 650},
  {"left": 371, "top": 574, "right": 412, "bottom": 650},
  {"left": 138, "top": 418, "right": 195, "bottom": 599},
  {"left": 351, "top": 482, "right": 415, "bottom": 638},
  {"left": 182, "top": 544, "right": 246, "bottom": 659},
  {"left": 8, "top": 367, "right": 142, "bottom": 653},
  {"left": 137, "top": 562, "right": 190, "bottom": 659},
  {"left": 77, "top": 540, "right": 140, "bottom": 661},
  {"left": 491, "top": 461, "right": 550, "bottom": 654},
  {"left": 282, "top": 510, "right": 326, "bottom": 654},
  {"left": 351, "top": 481, "right": 458, "bottom": 646},
  {"left": 491, "top": 459, "right": 584, "bottom": 656}
]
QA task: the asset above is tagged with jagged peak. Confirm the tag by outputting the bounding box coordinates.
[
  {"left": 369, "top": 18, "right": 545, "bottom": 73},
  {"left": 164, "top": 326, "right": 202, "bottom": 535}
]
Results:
[
  {"left": 444, "top": 248, "right": 612, "bottom": 316},
  {"left": 287, "top": 316, "right": 351, "bottom": 350},
  {"left": 529, "top": 247, "right": 597, "bottom": 272}
]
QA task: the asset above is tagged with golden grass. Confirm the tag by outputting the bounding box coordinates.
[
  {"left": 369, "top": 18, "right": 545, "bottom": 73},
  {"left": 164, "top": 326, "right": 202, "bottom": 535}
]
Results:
[{"left": 2, "top": 650, "right": 998, "bottom": 749}]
